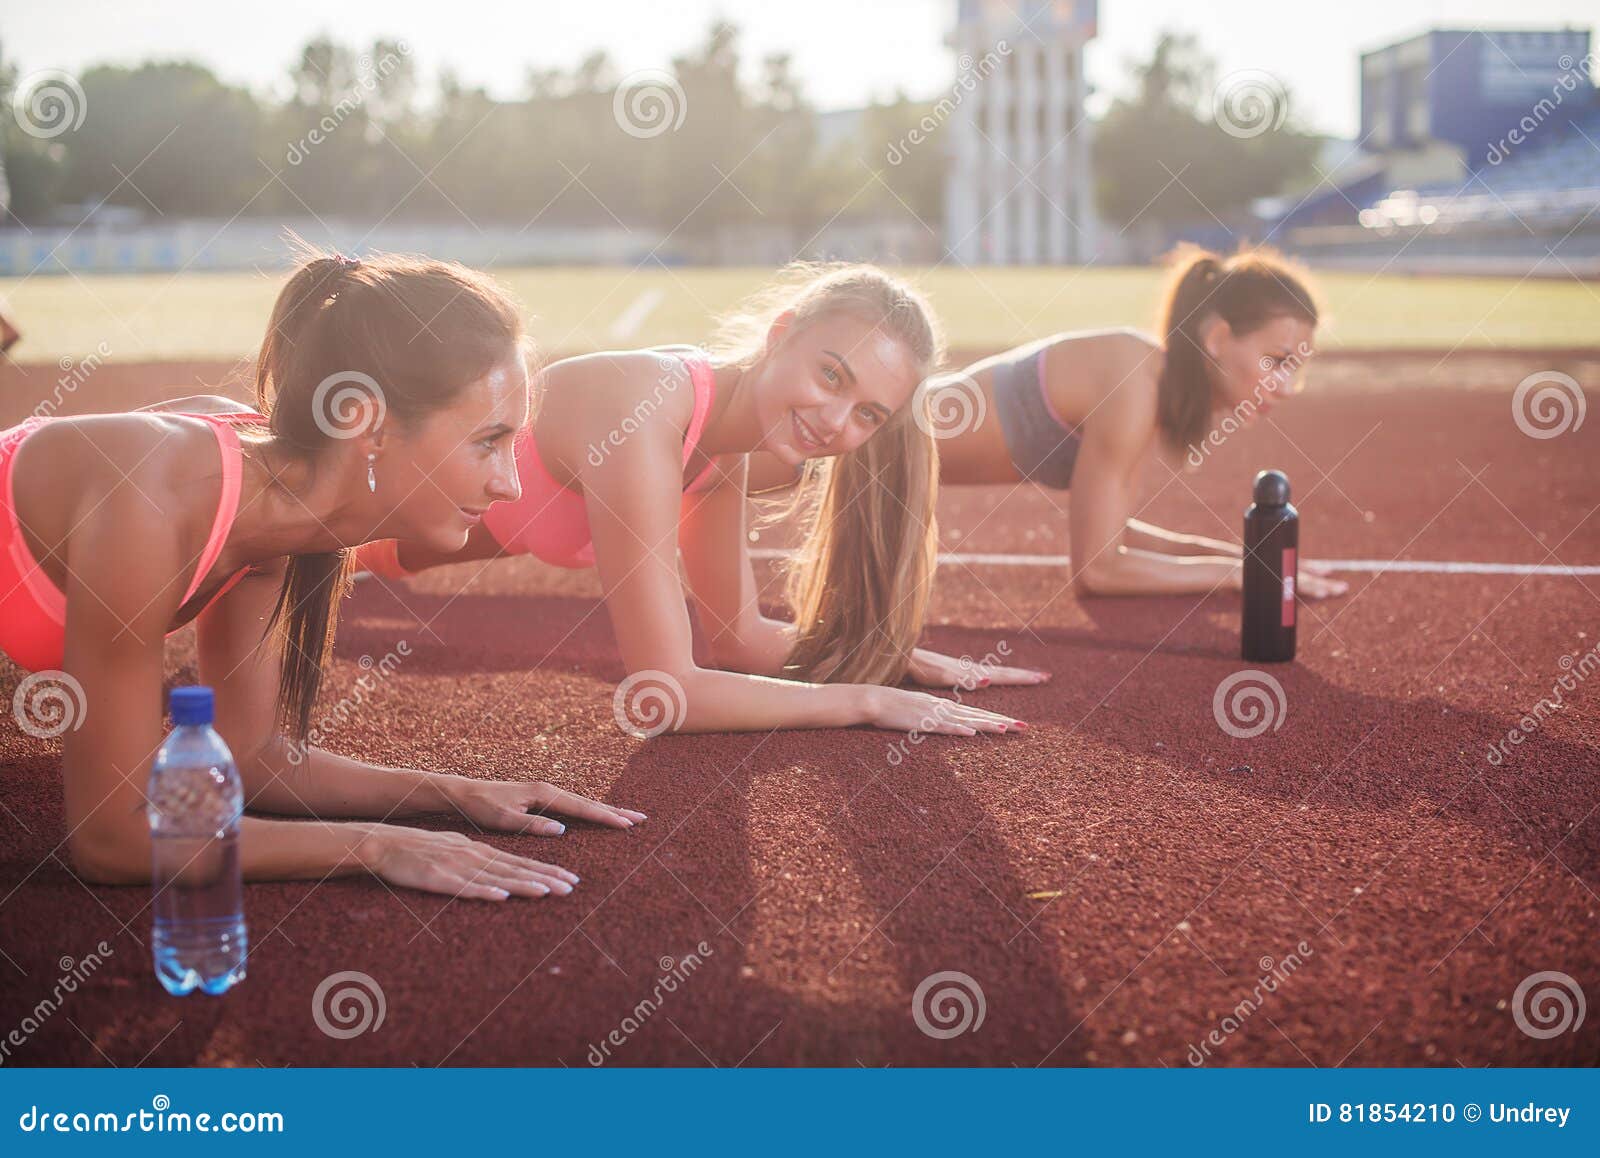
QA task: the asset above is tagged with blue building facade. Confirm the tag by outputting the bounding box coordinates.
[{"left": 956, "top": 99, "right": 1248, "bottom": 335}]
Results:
[{"left": 1360, "top": 27, "right": 1594, "bottom": 169}]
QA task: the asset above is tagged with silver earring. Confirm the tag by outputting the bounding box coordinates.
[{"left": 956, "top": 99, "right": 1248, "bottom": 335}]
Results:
[{"left": 367, "top": 453, "right": 377, "bottom": 494}]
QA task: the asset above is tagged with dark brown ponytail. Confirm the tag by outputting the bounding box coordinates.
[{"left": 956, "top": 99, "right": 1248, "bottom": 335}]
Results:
[
  {"left": 1156, "top": 244, "right": 1319, "bottom": 455},
  {"left": 254, "top": 242, "right": 524, "bottom": 738}
]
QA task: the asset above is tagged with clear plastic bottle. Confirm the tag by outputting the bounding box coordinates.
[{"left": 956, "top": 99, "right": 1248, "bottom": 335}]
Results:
[{"left": 147, "top": 686, "right": 247, "bottom": 996}]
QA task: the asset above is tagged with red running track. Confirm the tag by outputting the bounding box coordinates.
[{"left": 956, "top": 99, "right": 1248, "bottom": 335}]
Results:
[{"left": 1, "top": 352, "right": 1597, "bottom": 1066}]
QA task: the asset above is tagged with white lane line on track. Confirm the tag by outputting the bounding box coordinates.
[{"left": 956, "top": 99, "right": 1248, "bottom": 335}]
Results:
[
  {"left": 747, "top": 548, "right": 1600, "bottom": 576},
  {"left": 607, "top": 288, "right": 665, "bottom": 341}
]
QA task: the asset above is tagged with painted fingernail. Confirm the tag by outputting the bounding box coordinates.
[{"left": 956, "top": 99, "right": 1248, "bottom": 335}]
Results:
[
  {"left": 544, "top": 821, "right": 566, "bottom": 835},
  {"left": 491, "top": 887, "right": 510, "bottom": 899},
  {"left": 979, "top": 677, "right": 991, "bottom": 687},
  {"left": 1013, "top": 721, "right": 1030, "bottom": 731},
  {"left": 551, "top": 881, "right": 573, "bottom": 895},
  {"left": 997, "top": 724, "right": 1008, "bottom": 732}
]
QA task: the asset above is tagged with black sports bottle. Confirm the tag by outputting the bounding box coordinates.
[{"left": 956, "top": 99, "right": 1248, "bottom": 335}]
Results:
[{"left": 1242, "top": 469, "right": 1297, "bottom": 663}]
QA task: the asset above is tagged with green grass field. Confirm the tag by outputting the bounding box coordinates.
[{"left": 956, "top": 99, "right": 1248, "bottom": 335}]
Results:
[{"left": 2, "top": 265, "right": 1595, "bottom": 364}]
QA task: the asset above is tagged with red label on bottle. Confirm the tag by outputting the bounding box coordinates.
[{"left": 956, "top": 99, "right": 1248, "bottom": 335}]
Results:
[{"left": 1282, "top": 548, "right": 1296, "bottom": 626}]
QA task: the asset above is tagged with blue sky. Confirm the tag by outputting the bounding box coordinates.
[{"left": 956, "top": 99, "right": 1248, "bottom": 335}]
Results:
[{"left": 1, "top": 0, "right": 1594, "bottom": 138}]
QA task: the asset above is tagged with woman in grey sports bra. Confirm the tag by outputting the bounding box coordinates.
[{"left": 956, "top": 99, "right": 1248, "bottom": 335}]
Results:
[{"left": 986, "top": 341, "right": 1083, "bottom": 490}]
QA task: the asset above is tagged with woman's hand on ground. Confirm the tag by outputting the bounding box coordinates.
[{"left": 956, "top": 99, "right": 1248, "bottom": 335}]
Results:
[
  {"left": 354, "top": 825, "right": 581, "bottom": 901},
  {"left": 1298, "top": 569, "right": 1350, "bottom": 599},
  {"left": 866, "top": 685, "right": 1027, "bottom": 735},
  {"left": 906, "top": 647, "right": 1050, "bottom": 689},
  {"left": 443, "top": 777, "right": 647, "bottom": 834}
]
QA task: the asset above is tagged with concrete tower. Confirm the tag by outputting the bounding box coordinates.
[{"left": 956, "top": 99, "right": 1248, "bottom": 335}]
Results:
[{"left": 945, "top": 0, "right": 1099, "bottom": 265}]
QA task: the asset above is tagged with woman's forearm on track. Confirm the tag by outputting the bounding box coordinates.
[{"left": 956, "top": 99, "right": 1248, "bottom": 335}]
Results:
[
  {"left": 671, "top": 668, "right": 871, "bottom": 733},
  {"left": 1074, "top": 546, "right": 1243, "bottom": 597},
  {"left": 238, "top": 816, "right": 381, "bottom": 881},
  {"left": 1123, "top": 518, "right": 1241, "bottom": 558},
  {"left": 238, "top": 736, "right": 457, "bottom": 819},
  {"left": 80, "top": 815, "right": 377, "bottom": 886}
]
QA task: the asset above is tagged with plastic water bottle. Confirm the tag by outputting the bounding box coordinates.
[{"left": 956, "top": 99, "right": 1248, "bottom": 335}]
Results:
[
  {"left": 1242, "top": 469, "right": 1298, "bottom": 663},
  {"left": 147, "top": 686, "right": 247, "bottom": 996}
]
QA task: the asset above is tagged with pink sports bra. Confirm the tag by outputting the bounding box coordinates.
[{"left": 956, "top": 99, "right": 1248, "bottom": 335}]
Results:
[
  {"left": 0, "top": 410, "right": 264, "bottom": 674},
  {"left": 481, "top": 347, "right": 719, "bottom": 569}
]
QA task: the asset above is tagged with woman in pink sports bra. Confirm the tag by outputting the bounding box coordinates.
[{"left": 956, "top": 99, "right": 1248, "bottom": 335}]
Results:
[
  {"left": 357, "top": 264, "right": 1048, "bottom": 737},
  {"left": 1, "top": 248, "right": 641, "bottom": 904}
]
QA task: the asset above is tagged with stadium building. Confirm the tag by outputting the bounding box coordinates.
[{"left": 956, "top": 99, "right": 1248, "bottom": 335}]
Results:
[
  {"left": 943, "top": 0, "right": 1099, "bottom": 265},
  {"left": 1278, "top": 27, "right": 1600, "bottom": 274}
]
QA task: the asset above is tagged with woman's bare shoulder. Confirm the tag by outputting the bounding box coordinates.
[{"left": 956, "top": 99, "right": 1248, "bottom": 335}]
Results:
[
  {"left": 542, "top": 349, "right": 699, "bottom": 431},
  {"left": 1074, "top": 333, "right": 1163, "bottom": 450},
  {"left": 1079, "top": 329, "right": 1162, "bottom": 394},
  {"left": 135, "top": 393, "right": 257, "bottom": 417},
  {"left": 13, "top": 415, "right": 207, "bottom": 614},
  {"left": 22, "top": 411, "right": 229, "bottom": 522}
]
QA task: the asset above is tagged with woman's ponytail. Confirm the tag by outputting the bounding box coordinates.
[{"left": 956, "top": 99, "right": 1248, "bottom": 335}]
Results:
[
  {"left": 254, "top": 241, "right": 524, "bottom": 738},
  {"left": 1157, "top": 247, "right": 1225, "bottom": 457}
]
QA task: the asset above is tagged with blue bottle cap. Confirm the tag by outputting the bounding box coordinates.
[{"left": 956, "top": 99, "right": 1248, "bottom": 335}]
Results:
[{"left": 169, "top": 686, "right": 215, "bottom": 726}]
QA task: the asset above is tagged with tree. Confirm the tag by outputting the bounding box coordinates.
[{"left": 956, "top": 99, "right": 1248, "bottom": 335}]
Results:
[
  {"left": 0, "top": 45, "right": 69, "bottom": 222},
  {"left": 272, "top": 37, "right": 422, "bottom": 217},
  {"left": 51, "top": 62, "right": 262, "bottom": 217},
  {"left": 1093, "top": 31, "right": 1319, "bottom": 233},
  {"left": 740, "top": 53, "right": 821, "bottom": 227},
  {"left": 862, "top": 94, "right": 945, "bottom": 224}
]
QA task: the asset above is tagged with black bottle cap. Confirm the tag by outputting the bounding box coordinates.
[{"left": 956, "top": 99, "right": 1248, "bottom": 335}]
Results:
[{"left": 1252, "top": 469, "right": 1291, "bottom": 506}]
